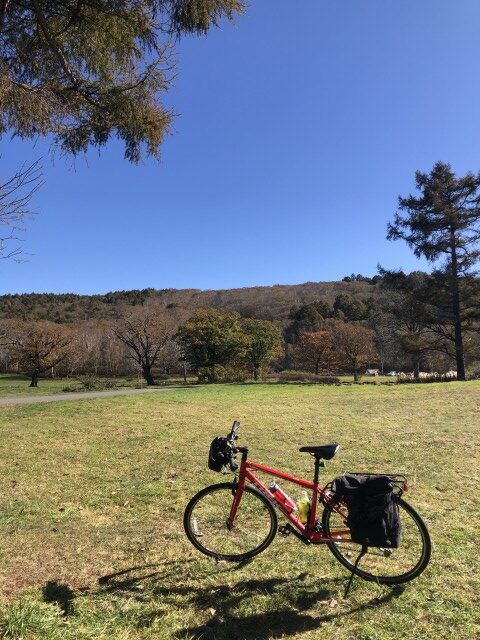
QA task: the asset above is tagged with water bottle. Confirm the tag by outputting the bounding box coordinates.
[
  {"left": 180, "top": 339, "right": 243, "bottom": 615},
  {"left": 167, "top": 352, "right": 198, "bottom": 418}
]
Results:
[
  {"left": 297, "top": 491, "right": 311, "bottom": 524},
  {"left": 269, "top": 482, "right": 297, "bottom": 513}
]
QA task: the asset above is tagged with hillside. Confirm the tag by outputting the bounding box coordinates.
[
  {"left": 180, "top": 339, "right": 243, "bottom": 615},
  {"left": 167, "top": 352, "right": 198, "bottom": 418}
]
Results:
[{"left": 0, "top": 280, "right": 378, "bottom": 325}]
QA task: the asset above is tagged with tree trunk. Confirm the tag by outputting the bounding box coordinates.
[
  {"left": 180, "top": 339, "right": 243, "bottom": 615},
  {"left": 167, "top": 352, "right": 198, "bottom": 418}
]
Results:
[
  {"left": 204, "top": 366, "right": 216, "bottom": 383},
  {"left": 413, "top": 359, "right": 420, "bottom": 380},
  {"left": 142, "top": 364, "right": 155, "bottom": 386},
  {"left": 353, "top": 370, "right": 361, "bottom": 383},
  {"left": 453, "top": 316, "right": 466, "bottom": 380},
  {"left": 30, "top": 373, "right": 39, "bottom": 387},
  {"left": 450, "top": 231, "right": 466, "bottom": 381},
  {"left": 253, "top": 367, "right": 259, "bottom": 381},
  {"left": 183, "top": 361, "right": 187, "bottom": 383}
]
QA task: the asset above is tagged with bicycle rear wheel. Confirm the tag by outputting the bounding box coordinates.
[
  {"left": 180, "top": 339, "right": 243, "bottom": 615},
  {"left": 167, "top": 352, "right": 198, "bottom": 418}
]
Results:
[
  {"left": 184, "top": 482, "right": 278, "bottom": 561},
  {"left": 322, "top": 497, "right": 431, "bottom": 585}
]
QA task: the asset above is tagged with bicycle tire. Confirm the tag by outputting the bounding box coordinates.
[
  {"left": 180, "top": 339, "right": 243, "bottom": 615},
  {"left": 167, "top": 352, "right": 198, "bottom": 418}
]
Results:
[
  {"left": 322, "top": 496, "right": 431, "bottom": 585},
  {"left": 184, "top": 482, "right": 278, "bottom": 561}
]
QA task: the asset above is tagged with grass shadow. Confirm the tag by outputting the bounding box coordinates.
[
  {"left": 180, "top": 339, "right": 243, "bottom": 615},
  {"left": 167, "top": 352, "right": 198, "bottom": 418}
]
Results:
[
  {"left": 174, "top": 582, "right": 405, "bottom": 640},
  {"left": 96, "top": 562, "right": 405, "bottom": 639}
]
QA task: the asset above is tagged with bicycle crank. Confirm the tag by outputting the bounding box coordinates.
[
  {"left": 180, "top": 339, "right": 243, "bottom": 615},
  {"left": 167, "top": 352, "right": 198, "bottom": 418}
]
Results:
[{"left": 278, "top": 524, "right": 291, "bottom": 537}]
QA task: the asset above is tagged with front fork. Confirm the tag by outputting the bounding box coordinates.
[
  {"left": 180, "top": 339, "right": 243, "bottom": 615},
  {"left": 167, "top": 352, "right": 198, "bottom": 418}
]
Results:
[{"left": 227, "top": 447, "right": 249, "bottom": 528}]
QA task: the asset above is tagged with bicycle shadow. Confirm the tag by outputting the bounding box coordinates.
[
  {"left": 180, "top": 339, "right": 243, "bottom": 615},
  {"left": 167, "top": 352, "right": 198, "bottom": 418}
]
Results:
[
  {"left": 97, "top": 559, "right": 196, "bottom": 597},
  {"left": 97, "top": 561, "right": 405, "bottom": 639},
  {"left": 162, "top": 580, "right": 404, "bottom": 640}
]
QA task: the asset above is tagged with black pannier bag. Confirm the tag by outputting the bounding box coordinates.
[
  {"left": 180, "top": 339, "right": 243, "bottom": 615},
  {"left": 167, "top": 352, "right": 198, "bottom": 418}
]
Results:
[
  {"left": 208, "top": 437, "right": 229, "bottom": 472},
  {"left": 331, "top": 474, "right": 402, "bottom": 548}
]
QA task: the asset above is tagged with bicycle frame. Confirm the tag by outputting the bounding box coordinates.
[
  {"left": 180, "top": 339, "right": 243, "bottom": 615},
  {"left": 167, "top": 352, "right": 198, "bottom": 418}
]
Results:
[{"left": 229, "top": 448, "right": 352, "bottom": 544}]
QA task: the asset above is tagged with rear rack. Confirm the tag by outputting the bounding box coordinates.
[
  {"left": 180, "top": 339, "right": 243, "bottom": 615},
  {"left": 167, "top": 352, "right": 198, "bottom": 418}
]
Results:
[{"left": 345, "top": 472, "right": 409, "bottom": 496}]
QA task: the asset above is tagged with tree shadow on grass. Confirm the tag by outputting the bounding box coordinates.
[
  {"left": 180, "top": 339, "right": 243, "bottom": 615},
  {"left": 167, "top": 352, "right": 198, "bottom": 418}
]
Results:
[{"left": 97, "top": 562, "right": 405, "bottom": 640}]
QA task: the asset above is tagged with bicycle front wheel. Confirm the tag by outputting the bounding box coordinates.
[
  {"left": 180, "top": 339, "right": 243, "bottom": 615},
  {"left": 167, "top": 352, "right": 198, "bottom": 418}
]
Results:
[
  {"left": 184, "top": 482, "right": 278, "bottom": 561},
  {"left": 322, "top": 497, "right": 431, "bottom": 585}
]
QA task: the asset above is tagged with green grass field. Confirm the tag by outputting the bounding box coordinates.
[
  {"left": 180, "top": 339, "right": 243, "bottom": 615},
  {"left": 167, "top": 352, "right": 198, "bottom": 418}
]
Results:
[
  {"left": 0, "top": 375, "right": 74, "bottom": 396},
  {"left": 0, "top": 374, "right": 188, "bottom": 397},
  {"left": 0, "top": 374, "right": 139, "bottom": 397},
  {"left": 0, "top": 383, "right": 478, "bottom": 639},
  {"left": 0, "top": 373, "right": 396, "bottom": 398}
]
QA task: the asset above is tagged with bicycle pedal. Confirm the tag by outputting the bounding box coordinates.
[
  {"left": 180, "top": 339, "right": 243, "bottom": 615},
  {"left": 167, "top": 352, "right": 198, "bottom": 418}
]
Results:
[{"left": 278, "top": 525, "right": 291, "bottom": 537}]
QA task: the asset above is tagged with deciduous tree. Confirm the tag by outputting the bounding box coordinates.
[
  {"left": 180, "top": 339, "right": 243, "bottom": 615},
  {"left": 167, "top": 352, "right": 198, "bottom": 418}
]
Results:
[
  {"left": 333, "top": 294, "right": 369, "bottom": 322},
  {"left": 284, "top": 303, "right": 326, "bottom": 344},
  {"left": 114, "top": 306, "right": 173, "bottom": 385},
  {"left": 333, "top": 323, "right": 377, "bottom": 382},
  {"left": 294, "top": 331, "right": 338, "bottom": 375},
  {"left": 8, "top": 320, "right": 74, "bottom": 386},
  {"left": 241, "top": 318, "right": 281, "bottom": 381},
  {"left": 175, "top": 309, "right": 245, "bottom": 382},
  {"left": 1, "top": 160, "right": 42, "bottom": 260},
  {"left": 379, "top": 270, "right": 443, "bottom": 378}
]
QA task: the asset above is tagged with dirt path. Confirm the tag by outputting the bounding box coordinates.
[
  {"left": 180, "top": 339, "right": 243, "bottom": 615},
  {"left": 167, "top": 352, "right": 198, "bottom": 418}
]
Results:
[{"left": 0, "top": 386, "right": 191, "bottom": 406}]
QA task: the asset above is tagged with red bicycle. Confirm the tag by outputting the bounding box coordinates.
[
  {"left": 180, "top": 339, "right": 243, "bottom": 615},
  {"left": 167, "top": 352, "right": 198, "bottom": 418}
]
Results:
[{"left": 184, "top": 422, "right": 431, "bottom": 585}]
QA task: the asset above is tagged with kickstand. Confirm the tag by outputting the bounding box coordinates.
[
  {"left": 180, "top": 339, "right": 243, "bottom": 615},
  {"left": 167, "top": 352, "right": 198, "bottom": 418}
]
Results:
[{"left": 344, "top": 545, "right": 367, "bottom": 598}]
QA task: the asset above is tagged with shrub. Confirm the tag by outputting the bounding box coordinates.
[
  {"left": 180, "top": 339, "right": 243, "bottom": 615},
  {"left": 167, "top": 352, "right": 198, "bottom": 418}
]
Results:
[
  {"left": 75, "top": 376, "right": 119, "bottom": 391},
  {"left": 80, "top": 375, "right": 100, "bottom": 390},
  {"left": 62, "top": 385, "right": 78, "bottom": 393},
  {"left": 197, "top": 365, "right": 249, "bottom": 383},
  {"left": 314, "top": 375, "right": 341, "bottom": 385}
]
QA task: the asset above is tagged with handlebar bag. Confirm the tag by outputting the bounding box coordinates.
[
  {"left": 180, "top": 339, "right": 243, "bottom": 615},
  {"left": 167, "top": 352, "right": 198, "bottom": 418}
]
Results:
[
  {"left": 208, "top": 437, "right": 229, "bottom": 472},
  {"left": 331, "top": 474, "right": 401, "bottom": 548}
]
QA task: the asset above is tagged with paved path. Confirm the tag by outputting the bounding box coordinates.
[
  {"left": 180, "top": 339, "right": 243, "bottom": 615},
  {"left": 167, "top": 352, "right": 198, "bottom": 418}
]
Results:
[{"left": 0, "top": 386, "right": 190, "bottom": 406}]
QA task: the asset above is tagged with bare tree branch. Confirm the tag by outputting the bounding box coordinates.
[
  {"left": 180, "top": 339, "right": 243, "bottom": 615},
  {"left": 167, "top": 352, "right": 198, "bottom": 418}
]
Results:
[
  {"left": 0, "top": 159, "right": 44, "bottom": 260},
  {"left": 0, "top": 0, "right": 11, "bottom": 30}
]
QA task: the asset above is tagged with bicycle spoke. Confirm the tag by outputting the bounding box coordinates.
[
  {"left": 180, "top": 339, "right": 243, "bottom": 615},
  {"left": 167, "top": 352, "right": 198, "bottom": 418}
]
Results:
[
  {"left": 323, "top": 498, "right": 431, "bottom": 584},
  {"left": 184, "top": 483, "right": 277, "bottom": 561}
]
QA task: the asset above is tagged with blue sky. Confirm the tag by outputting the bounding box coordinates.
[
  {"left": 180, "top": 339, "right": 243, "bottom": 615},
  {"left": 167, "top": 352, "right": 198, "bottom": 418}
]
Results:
[{"left": 3, "top": 0, "right": 480, "bottom": 295}]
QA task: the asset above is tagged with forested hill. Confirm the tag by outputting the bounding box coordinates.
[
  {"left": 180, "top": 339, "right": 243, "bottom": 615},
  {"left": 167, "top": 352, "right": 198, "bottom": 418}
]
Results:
[{"left": 0, "top": 278, "right": 378, "bottom": 324}]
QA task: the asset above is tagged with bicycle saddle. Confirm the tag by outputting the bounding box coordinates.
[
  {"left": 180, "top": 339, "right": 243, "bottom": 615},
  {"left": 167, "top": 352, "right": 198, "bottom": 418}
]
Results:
[{"left": 299, "top": 444, "right": 339, "bottom": 460}]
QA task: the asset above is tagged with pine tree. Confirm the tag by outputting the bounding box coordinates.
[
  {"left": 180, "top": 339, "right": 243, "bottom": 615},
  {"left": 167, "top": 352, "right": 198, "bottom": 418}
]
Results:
[
  {"left": 0, "top": 1, "right": 244, "bottom": 161},
  {"left": 388, "top": 162, "right": 480, "bottom": 380}
]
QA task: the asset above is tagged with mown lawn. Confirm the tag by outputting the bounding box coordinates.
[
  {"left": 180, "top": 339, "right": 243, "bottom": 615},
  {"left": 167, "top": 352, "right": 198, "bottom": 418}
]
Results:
[
  {"left": 0, "top": 374, "right": 395, "bottom": 398},
  {"left": 0, "top": 382, "right": 478, "bottom": 639},
  {"left": 0, "top": 374, "right": 137, "bottom": 397},
  {"left": 0, "top": 375, "right": 197, "bottom": 398},
  {"left": 0, "top": 375, "right": 74, "bottom": 396}
]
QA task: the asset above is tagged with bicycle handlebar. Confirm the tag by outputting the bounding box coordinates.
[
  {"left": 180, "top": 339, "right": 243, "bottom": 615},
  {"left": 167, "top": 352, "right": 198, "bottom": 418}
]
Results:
[{"left": 227, "top": 420, "right": 240, "bottom": 443}]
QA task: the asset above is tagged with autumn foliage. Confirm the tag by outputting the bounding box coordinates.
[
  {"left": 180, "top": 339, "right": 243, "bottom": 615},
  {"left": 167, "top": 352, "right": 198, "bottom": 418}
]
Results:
[
  {"left": 333, "top": 323, "right": 377, "bottom": 382},
  {"left": 8, "top": 321, "right": 75, "bottom": 387},
  {"left": 294, "top": 331, "right": 339, "bottom": 375}
]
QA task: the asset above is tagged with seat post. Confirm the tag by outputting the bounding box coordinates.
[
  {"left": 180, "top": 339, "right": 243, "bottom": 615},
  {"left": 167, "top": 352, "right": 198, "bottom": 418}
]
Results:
[{"left": 312, "top": 455, "right": 323, "bottom": 485}]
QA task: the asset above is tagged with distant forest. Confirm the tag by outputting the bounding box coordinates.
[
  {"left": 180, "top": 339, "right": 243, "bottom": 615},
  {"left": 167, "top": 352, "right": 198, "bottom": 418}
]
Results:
[
  {"left": 0, "top": 271, "right": 478, "bottom": 387},
  {"left": 0, "top": 277, "right": 377, "bottom": 325}
]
